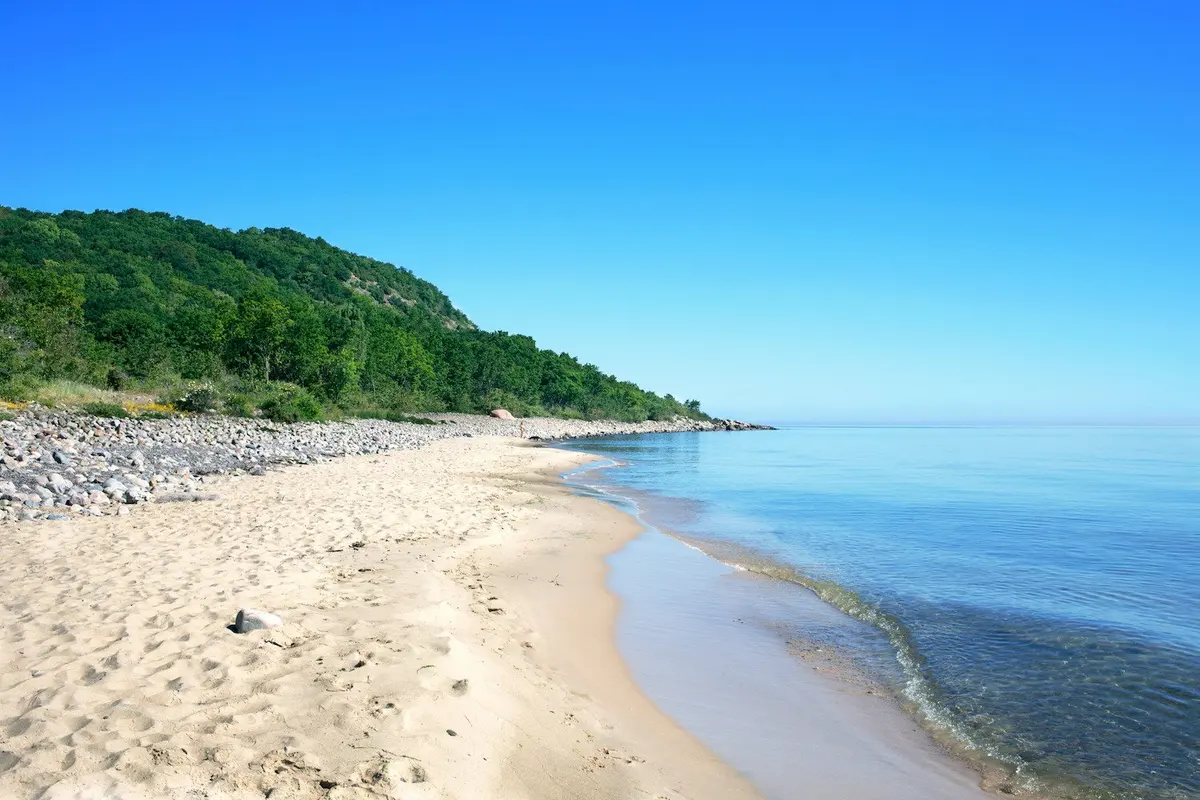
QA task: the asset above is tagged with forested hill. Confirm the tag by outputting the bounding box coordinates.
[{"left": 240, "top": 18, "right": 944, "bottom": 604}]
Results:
[{"left": 0, "top": 207, "right": 705, "bottom": 422}]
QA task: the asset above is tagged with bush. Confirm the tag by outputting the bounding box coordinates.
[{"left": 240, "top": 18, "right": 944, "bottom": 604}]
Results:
[
  {"left": 105, "top": 367, "right": 129, "bottom": 391},
  {"left": 223, "top": 393, "right": 257, "bottom": 418},
  {"left": 174, "top": 385, "right": 220, "bottom": 413},
  {"left": 0, "top": 410, "right": 14, "bottom": 422},
  {"left": 259, "top": 386, "right": 323, "bottom": 423},
  {"left": 83, "top": 401, "right": 129, "bottom": 418}
]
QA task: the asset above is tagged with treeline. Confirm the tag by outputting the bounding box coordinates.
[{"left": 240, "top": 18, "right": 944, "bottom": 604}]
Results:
[{"left": 0, "top": 207, "right": 705, "bottom": 422}]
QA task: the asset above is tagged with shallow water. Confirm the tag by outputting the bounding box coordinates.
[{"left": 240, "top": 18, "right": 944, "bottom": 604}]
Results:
[{"left": 560, "top": 427, "right": 1200, "bottom": 800}]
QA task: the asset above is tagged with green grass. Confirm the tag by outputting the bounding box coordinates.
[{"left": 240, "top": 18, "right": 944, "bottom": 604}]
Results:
[{"left": 82, "top": 401, "right": 130, "bottom": 418}]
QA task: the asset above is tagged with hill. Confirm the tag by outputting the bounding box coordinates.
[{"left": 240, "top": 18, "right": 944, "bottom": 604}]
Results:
[{"left": 0, "top": 207, "right": 705, "bottom": 422}]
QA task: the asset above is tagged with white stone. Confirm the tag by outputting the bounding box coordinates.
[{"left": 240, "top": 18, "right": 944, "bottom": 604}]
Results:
[{"left": 235, "top": 608, "right": 283, "bottom": 633}]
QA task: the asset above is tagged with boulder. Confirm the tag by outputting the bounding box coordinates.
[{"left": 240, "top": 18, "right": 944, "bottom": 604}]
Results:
[
  {"left": 234, "top": 608, "right": 283, "bottom": 633},
  {"left": 489, "top": 409, "right": 515, "bottom": 420}
]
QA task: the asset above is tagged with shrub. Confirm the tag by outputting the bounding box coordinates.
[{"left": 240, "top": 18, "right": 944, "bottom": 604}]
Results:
[
  {"left": 105, "top": 367, "right": 129, "bottom": 391},
  {"left": 223, "top": 393, "right": 257, "bottom": 418},
  {"left": 259, "top": 386, "right": 323, "bottom": 423},
  {"left": 175, "top": 385, "right": 220, "bottom": 413},
  {"left": 0, "top": 411, "right": 14, "bottom": 422},
  {"left": 83, "top": 401, "right": 129, "bottom": 418}
]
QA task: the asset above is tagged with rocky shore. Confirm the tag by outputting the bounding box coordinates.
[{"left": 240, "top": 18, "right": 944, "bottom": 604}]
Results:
[{"left": 0, "top": 408, "right": 771, "bottom": 523}]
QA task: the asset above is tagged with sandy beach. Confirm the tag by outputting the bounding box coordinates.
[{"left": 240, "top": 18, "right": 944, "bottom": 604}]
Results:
[{"left": 0, "top": 437, "right": 759, "bottom": 800}]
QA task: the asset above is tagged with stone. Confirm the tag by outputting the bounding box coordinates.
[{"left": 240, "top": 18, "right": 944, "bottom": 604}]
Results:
[
  {"left": 123, "top": 487, "right": 145, "bottom": 504},
  {"left": 52, "top": 450, "right": 71, "bottom": 465},
  {"left": 234, "top": 609, "right": 283, "bottom": 633},
  {"left": 489, "top": 409, "right": 515, "bottom": 420},
  {"left": 130, "top": 450, "right": 146, "bottom": 468},
  {"left": 47, "top": 473, "right": 73, "bottom": 495},
  {"left": 44, "top": 513, "right": 69, "bottom": 521}
]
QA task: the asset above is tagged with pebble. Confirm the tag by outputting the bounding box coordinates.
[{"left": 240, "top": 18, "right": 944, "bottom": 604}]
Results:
[{"left": 0, "top": 404, "right": 767, "bottom": 525}]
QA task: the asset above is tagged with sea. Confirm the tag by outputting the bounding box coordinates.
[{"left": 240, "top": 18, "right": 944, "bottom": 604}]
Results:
[{"left": 559, "top": 426, "right": 1200, "bottom": 800}]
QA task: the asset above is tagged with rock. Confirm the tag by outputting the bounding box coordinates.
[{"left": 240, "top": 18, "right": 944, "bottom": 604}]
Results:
[
  {"left": 130, "top": 450, "right": 146, "bottom": 468},
  {"left": 123, "top": 487, "right": 145, "bottom": 504},
  {"left": 47, "top": 474, "right": 73, "bottom": 495},
  {"left": 44, "top": 513, "right": 69, "bottom": 521},
  {"left": 489, "top": 409, "right": 515, "bottom": 420},
  {"left": 249, "top": 465, "right": 267, "bottom": 476},
  {"left": 52, "top": 450, "right": 71, "bottom": 465},
  {"left": 103, "top": 477, "right": 128, "bottom": 491},
  {"left": 234, "top": 609, "right": 283, "bottom": 633}
]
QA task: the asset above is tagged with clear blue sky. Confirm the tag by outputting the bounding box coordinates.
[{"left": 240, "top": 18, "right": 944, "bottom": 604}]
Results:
[{"left": 4, "top": 1, "right": 1197, "bottom": 422}]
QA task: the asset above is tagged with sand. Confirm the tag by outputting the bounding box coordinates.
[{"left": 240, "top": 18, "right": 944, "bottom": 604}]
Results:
[{"left": 0, "top": 438, "right": 759, "bottom": 800}]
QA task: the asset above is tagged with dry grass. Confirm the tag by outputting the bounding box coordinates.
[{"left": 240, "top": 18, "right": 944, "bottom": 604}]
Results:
[{"left": 17, "top": 381, "right": 174, "bottom": 416}]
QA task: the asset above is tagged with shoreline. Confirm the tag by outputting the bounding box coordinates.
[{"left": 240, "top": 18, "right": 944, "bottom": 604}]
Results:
[
  {"left": 559, "top": 451, "right": 1005, "bottom": 800},
  {"left": 0, "top": 437, "right": 758, "bottom": 799},
  {"left": 1, "top": 432, "right": 1011, "bottom": 800}
]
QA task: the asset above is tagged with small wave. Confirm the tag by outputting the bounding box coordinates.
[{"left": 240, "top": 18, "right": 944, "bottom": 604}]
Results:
[
  {"left": 685, "top": 539, "right": 1043, "bottom": 793},
  {"left": 561, "top": 457, "right": 1045, "bottom": 795}
]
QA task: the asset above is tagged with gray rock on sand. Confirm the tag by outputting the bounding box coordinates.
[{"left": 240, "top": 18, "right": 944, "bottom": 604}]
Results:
[
  {"left": 489, "top": 408, "right": 515, "bottom": 420},
  {"left": 234, "top": 608, "right": 283, "bottom": 633}
]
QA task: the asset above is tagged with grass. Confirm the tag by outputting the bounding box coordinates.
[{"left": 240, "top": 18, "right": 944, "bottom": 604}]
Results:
[
  {"left": 0, "top": 381, "right": 176, "bottom": 418},
  {"left": 82, "top": 401, "right": 130, "bottom": 418}
]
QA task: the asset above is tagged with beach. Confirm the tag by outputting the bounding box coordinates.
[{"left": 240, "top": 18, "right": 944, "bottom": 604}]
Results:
[
  {"left": 0, "top": 437, "right": 760, "bottom": 799},
  {"left": 0, "top": 433, "right": 1022, "bottom": 800}
]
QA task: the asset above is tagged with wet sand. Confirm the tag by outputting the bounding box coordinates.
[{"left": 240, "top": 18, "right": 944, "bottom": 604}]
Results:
[{"left": 568, "top": 463, "right": 996, "bottom": 800}]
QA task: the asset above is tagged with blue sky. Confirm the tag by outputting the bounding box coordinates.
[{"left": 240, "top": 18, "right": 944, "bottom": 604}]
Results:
[{"left": 4, "top": 1, "right": 1197, "bottom": 422}]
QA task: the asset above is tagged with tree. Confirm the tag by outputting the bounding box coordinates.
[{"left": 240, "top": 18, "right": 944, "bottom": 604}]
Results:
[{"left": 227, "top": 287, "right": 291, "bottom": 380}]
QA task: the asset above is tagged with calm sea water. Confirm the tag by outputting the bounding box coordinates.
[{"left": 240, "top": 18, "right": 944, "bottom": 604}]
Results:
[{"left": 561, "top": 427, "right": 1200, "bottom": 800}]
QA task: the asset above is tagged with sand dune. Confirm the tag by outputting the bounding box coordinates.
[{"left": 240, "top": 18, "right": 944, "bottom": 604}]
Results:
[{"left": 0, "top": 438, "right": 759, "bottom": 800}]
